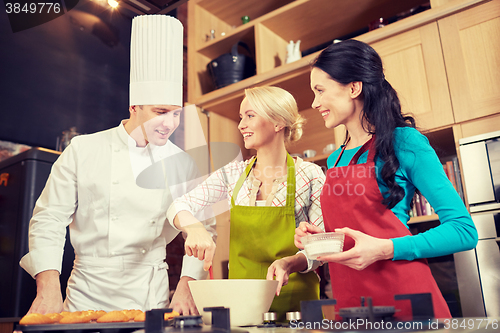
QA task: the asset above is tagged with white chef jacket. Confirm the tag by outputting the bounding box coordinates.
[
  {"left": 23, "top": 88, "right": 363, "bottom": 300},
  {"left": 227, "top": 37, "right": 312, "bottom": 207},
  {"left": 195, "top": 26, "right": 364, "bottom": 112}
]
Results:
[{"left": 20, "top": 121, "right": 215, "bottom": 311}]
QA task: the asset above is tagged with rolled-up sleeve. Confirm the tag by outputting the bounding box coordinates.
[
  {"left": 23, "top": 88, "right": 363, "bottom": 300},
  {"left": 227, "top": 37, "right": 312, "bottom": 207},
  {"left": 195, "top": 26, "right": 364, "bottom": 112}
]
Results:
[
  {"left": 299, "top": 162, "right": 326, "bottom": 273},
  {"left": 167, "top": 154, "right": 219, "bottom": 279},
  {"left": 167, "top": 166, "right": 228, "bottom": 229}
]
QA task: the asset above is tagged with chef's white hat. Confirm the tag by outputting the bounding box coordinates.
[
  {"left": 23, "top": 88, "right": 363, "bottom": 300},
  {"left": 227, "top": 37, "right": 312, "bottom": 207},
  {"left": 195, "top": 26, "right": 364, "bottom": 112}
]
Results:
[{"left": 129, "top": 15, "right": 183, "bottom": 106}]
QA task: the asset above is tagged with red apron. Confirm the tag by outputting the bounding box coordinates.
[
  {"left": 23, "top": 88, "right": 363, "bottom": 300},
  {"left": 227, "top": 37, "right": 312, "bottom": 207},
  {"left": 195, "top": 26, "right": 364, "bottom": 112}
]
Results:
[{"left": 321, "top": 136, "right": 451, "bottom": 319}]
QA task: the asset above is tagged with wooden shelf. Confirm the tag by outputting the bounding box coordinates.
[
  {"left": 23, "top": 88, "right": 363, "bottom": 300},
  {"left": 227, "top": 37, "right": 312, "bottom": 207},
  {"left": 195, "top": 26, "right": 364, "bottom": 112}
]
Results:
[
  {"left": 194, "top": 53, "right": 318, "bottom": 120},
  {"left": 196, "top": 25, "right": 256, "bottom": 59},
  {"left": 190, "top": 0, "right": 436, "bottom": 104},
  {"left": 259, "top": 0, "right": 427, "bottom": 53},
  {"left": 196, "top": 0, "right": 294, "bottom": 28},
  {"left": 408, "top": 214, "right": 440, "bottom": 224},
  {"left": 196, "top": 0, "right": 428, "bottom": 55},
  {"left": 303, "top": 152, "right": 330, "bottom": 163}
]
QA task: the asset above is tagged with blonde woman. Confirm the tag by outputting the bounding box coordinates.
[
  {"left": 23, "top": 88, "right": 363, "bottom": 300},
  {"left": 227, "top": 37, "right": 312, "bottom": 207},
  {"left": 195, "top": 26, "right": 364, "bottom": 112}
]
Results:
[{"left": 167, "top": 86, "right": 325, "bottom": 320}]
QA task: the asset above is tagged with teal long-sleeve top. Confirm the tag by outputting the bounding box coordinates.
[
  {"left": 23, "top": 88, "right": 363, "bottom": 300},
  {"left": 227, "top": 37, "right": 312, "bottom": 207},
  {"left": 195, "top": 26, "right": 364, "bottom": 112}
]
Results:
[{"left": 326, "top": 127, "right": 478, "bottom": 261}]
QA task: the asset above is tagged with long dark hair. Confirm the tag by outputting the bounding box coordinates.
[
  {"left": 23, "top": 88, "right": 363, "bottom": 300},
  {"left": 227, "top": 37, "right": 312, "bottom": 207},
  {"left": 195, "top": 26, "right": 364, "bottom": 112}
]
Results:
[{"left": 312, "top": 39, "right": 416, "bottom": 209}]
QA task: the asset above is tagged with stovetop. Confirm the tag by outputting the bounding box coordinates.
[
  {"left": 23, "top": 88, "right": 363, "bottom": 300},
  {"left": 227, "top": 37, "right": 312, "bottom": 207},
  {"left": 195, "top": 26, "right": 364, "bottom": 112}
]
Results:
[
  {"left": 136, "top": 301, "right": 438, "bottom": 333},
  {"left": 14, "top": 293, "right": 500, "bottom": 333}
]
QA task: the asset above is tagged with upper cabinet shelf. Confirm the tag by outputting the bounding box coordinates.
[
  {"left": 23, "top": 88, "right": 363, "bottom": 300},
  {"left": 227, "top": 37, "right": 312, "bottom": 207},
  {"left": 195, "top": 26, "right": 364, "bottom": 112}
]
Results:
[
  {"left": 196, "top": 0, "right": 294, "bottom": 29},
  {"left": 187, "top": 0, "right": 498, "bottom": 143},
  {"left": 193, "top": 54, "right": 316, "bottom": 122},
  {"left": 257, "top": 0, "right": 426, "bottom": 53},
  {"left": 188, "top": 0, "right": 431, "bottom": 105},
  {"left": 195, "top": 0, "right": 427, "bottom": 52},
  {"left": 193, "top": 0, "right": 293, "bottom": 55}
]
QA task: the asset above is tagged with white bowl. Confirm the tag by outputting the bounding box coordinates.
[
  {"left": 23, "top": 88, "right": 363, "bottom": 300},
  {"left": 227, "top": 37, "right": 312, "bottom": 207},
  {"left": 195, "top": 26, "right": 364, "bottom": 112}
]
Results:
[
  {"left": 188, "top": 279, "right": 278, "bottom": 326},
  {"left": 301, "top": 232, "right": 345, "bottom": 259}
]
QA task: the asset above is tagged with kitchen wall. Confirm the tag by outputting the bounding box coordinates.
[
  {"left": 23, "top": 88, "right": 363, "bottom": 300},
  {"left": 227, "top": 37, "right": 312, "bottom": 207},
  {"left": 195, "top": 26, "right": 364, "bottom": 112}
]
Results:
[
  {"left": 0, "top": 0, "right": 132, "bottom": 149},
  {"left": 0, "top": 0, "right": 190, "bottom": 294}
]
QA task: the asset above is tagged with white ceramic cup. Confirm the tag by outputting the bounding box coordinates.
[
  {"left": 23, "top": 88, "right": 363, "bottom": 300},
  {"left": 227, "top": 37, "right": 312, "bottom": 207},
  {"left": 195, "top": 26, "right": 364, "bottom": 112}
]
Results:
[{"left": 303, "top": 149, "right": 317, "bottom": 158}]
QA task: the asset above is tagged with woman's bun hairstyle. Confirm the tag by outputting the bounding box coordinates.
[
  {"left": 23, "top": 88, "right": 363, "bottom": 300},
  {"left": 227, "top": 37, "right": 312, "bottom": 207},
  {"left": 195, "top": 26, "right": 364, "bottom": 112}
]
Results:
[{"left": 288, "top": 114, "right": 305, "bottom": 143}]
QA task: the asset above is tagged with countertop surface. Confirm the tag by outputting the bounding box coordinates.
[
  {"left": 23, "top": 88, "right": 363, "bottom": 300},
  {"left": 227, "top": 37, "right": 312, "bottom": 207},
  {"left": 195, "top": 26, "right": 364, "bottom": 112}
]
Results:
[{"left": 5, "top": 317, "right": 499, "bottom": 333}]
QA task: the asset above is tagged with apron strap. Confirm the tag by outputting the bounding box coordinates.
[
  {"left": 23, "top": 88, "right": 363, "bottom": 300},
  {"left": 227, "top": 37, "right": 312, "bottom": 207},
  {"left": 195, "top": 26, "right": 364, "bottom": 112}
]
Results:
[
  {"left": 333, "top": 137, "right": 350, "bottom": 168},
  {"left": 366, "top": 135, "right": 377, "bottom": 163},
  {"left": 285, "top": 154, "right": 295, "bottom": 209},
  {"left": 231, "top": 154, "right": 295, "bottom": 209},
  {"left": 348, "top": 135, "right": 376, "bottom": 166},
  {"left": 231, "top": 157, "right": 256, "bottom": 209}
]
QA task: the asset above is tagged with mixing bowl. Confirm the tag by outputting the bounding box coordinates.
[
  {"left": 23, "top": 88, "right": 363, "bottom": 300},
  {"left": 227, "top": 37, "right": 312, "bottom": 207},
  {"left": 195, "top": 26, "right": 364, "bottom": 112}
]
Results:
[
  {"left": 188, "top": 279, "right": 278, "bottom": 326},
  {"left": 301, "top": 232, "right": 345, "bottom": 259}
]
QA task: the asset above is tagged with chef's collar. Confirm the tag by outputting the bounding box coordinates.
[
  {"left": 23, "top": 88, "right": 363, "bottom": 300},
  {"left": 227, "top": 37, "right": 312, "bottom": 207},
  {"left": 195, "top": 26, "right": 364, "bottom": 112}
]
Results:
[
  {"left": 116, "top": 120, "right": 151, "bottom": 152},
  {"left": 117, "top": 120, "right": 131, "bottom": 146},
  {"left": 117, "top": 119, "right": 160, "bottom": 152}
]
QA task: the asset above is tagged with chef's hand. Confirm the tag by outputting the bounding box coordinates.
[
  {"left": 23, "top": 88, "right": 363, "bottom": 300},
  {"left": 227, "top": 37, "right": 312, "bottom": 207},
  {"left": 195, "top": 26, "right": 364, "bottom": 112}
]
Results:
[
  {"left": 266, "top": 253, "right": 308, "bottom": 296},
  {"left": 317, "top": 227, "right": 394, "bottom": 270},
  {"left": 28, "top": 270, "right": 63, "bottom": 314},
  {"left": 174, "top": 211, "right": 216, "bottom": 271},
  {"left": 294, "top": 222, "right": 324, "bottom": 249},
  {"left": 170, "top": 276, "right": 199, "bottom": 315}
]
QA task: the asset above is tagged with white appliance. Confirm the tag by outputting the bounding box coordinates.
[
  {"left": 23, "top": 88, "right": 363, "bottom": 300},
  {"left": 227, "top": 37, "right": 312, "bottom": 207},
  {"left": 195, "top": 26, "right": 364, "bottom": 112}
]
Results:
[{"left": 454, "top": 130, "right": 500, "bottom": 317}]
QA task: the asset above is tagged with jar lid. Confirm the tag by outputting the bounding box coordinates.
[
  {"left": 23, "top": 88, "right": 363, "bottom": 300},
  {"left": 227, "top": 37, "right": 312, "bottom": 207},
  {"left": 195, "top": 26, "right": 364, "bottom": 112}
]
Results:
[
  {"left": 262, "top": 312, "right": 277, "bottom": 321},
  {"left": 286, "top": 311, "right": 301, "bottom": 321}
]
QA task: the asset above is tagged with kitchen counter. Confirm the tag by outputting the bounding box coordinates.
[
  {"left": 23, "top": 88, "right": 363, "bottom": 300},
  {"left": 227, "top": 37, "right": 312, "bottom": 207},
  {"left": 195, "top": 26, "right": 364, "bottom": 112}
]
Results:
[{"left": 8, "top": 316, "right": 499, "bottom": 333}]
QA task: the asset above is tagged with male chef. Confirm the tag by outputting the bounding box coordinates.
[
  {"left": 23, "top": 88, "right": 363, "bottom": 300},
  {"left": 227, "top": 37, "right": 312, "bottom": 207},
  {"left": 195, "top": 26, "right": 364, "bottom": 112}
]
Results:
[{"left": 20, "top": 15, "right": 216, "bottom": 315}]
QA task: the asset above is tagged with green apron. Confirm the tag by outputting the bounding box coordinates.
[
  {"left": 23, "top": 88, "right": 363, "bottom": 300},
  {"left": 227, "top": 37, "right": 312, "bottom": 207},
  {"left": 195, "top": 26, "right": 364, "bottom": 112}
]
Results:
[{"left": 228, "top": 154, "right": 319, "bottom": 322}]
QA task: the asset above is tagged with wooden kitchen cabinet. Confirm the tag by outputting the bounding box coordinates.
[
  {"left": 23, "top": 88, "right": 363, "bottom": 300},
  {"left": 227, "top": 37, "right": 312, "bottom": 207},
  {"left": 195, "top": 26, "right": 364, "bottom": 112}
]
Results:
[
  {"left": 459, "top": 112, "right": 500, "bottom": 138},
  {"left": 370, "top": 22, "right": 455, "bottom": 131},
  {"left": 188, "top": 0, "right": 427, "bottom": 106},
  {"left": 438, "top": 0, "right": 500, "bottom": 123}
]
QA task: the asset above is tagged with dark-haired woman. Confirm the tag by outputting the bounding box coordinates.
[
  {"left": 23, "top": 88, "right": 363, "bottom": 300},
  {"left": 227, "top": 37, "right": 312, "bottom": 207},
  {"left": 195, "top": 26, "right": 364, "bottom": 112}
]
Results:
[{"left": 294, "top": 39, "right": 477, "bottom": 319}]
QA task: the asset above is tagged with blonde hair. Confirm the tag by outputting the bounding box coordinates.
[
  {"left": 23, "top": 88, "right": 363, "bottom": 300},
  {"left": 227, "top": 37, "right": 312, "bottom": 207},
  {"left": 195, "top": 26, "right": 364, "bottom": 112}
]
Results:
[{"left": 244, "top": 86, "right": 305, "bottom": 145}]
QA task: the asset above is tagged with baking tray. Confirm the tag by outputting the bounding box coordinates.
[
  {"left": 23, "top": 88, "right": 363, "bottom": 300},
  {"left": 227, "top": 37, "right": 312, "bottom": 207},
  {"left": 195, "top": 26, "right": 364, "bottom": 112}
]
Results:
[{"left": 16, "top": 321, "right": 144, "bottom": 332}]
